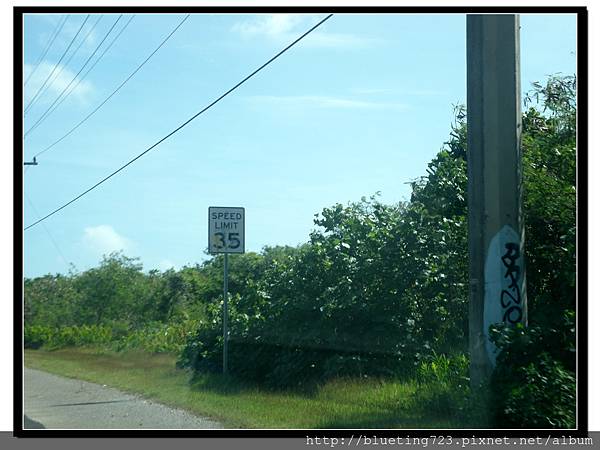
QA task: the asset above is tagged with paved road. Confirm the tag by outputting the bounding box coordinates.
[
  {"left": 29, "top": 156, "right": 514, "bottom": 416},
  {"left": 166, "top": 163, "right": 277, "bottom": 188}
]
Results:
[{"left": 24, "top": 368, "right": 223, "bottom": 429}]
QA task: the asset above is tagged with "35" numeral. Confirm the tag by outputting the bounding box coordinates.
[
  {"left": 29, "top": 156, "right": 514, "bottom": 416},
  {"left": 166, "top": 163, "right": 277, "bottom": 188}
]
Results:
[{"left": 213, "top": 232, "right": 240, "bottom": 249}]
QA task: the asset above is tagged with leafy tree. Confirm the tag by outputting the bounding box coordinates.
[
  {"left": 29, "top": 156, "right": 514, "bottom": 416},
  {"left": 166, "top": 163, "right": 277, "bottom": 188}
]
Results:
[
  {"left": 24, "top": 273, "right": 81, "bottom": 327},
  {"left": 72, "top": 252, "right": 144, "bottom": 326},
  {"left": 522, "top": 75, "right": 576, "bottom": 329}
]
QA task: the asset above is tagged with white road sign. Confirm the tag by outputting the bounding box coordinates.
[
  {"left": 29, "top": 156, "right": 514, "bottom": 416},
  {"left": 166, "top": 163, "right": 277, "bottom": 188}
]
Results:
[{"left": 208, "top": 207, "right": 245, "bottom": 254}]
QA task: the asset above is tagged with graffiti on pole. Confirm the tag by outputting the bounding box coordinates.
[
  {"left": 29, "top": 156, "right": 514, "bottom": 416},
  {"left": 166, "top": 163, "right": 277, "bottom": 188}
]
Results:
[
  {"left": 500, "top": 242, "right": 523, "bottom": 324},
  {"left": 483, "top": 225, "right": 526, "bottom": 366}
]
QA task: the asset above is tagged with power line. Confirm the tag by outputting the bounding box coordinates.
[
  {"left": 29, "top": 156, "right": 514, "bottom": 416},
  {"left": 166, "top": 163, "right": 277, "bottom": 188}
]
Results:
[
  {"left": 24, "top": 13, "right": 334, "bottom": 232},
  {"left": 25, "top": 15, "right": 120, "bottom": 138},
  {"left": 31, "top": 15, "right": 136, "bottom": 137},
  {"left": 29, "top": 14, "right": 104, "bottom": 120},
  {"left": 24, "top": 15, "right": 68, "bottom": 87},
  {"left": 24, "top": 15, "right": 90, "bottom": 115},
  {"left": 25, "top": 192, "right": 71, "bottom": 269},
  {"left": 33, "top": 14, "right": 185, "bottom": 159}
]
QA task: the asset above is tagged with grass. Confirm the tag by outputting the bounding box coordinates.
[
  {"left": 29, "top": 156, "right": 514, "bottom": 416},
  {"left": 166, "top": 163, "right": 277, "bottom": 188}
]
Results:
[{"left": 25, "top": 347, "right": 470, "bottom": 429}]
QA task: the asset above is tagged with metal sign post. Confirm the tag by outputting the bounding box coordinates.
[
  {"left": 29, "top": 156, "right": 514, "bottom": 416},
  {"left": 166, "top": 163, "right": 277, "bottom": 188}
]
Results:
[
  {"left": 223, "top": 253, "right": 229, "bottom": 374},
  {"left": 208, "top": 206, "right": 245, "bottom": 374}
]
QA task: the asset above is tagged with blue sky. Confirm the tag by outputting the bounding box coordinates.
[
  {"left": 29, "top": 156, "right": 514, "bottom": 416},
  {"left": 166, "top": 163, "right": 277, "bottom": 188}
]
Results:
[{"left": 22, "top": 12, "right": 577, "bottom": 278}]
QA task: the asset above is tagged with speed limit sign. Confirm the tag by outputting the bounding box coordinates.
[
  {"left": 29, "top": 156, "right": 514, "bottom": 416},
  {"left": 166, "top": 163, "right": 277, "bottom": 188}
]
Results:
[{"left": 208, "top": 207, "right": 245, "bottom": 254}]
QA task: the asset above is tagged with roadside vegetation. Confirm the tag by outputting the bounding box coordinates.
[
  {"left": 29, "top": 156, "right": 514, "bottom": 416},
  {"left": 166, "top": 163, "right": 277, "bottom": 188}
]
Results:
[
  {"left": 26, "top": 347, "right": 468, "bottom": 428},
  {"left": 24, "top": 75, "right": 576, "bottom": 429}
]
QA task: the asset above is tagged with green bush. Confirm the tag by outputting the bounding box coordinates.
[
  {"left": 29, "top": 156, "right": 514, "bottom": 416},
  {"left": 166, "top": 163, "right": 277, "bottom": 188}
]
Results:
[
  {"left": 416, "top": 354, "right": 470, "bottom": 419},
  {"left": 490, "top": 317, "right": 576, "bottom": 428},
  {"left": 177, "top": 238, "right": 421, "bottom": 388},
  {"left": 114, "top": 320, "right": 200, "bottom": 354},
  {"left": 501, "top": 353, "right": 575, "bottom": 428},
  {"left": 24, "top": 325, "right": 52, "bottom": 349}
]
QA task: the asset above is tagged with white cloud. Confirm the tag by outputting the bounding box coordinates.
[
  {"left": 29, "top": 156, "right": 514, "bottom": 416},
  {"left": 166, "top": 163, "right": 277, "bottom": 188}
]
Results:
[
  {"left": 24, "top": 61, "right": 94, "bottom": 106},
  {"left": 247, "top": 95, "right": 408, "bottom": 111},
  {"left": 231, "top": 14, "right": 380, "bottom": 49},
  {"left": 82, "top": 225, "right": 131, "bottom": 256}
]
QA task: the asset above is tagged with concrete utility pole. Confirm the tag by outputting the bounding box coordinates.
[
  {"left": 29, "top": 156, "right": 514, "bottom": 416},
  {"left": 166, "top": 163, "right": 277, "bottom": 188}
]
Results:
[{"left": 467, "top": 14, "right": 527, "bottom": 387}]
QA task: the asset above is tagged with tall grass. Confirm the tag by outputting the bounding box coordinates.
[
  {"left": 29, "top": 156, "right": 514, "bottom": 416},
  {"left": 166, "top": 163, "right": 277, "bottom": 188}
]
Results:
[{"left": 25, "top": 348, "right": 478, "bottom": 429}]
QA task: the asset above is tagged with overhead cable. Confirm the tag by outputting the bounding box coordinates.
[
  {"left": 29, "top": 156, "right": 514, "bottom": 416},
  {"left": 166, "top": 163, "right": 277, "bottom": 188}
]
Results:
[
  {"left": 34, "top": 14, "right": 185, "bottom": 159},
  {"left": 25, "top": 192, "right": 71, "bottom": 268},
  {"left": 24, "top": 15, "right": 68, "bottom": 86},
  {"left": 24, "top": 15, "right": 90, "bottom": 115},
  {"left": 25, "top": 15, "right": 121, "bottom": 138},
  {"left": 24, "top": 14, "right": 334, "bottom": 231},
  {"left": 30, "top": 14, "right": 104, "bottom": 118},
  {"left": 32, "top": 14, "right": 136, "bottom": 137}
]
